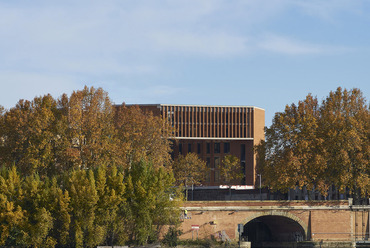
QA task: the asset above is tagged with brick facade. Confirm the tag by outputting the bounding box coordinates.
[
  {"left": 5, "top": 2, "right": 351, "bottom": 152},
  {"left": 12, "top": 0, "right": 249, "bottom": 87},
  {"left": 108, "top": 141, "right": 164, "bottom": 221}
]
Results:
[{"left": 130, "top": 104, "right": 265, "bottom": 186}]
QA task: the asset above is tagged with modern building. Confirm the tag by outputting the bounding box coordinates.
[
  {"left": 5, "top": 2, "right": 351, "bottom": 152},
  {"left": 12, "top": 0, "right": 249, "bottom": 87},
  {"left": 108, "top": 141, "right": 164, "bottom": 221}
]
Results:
[{"left": 131, "top": 104, "right": 265, "bottom": 187}]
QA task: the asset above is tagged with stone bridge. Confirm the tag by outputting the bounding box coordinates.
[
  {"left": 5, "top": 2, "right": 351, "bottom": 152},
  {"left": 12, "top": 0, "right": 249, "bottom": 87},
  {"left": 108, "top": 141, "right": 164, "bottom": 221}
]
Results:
[{"left": 180, "top": 200, "right": 370, "bottom": 247}]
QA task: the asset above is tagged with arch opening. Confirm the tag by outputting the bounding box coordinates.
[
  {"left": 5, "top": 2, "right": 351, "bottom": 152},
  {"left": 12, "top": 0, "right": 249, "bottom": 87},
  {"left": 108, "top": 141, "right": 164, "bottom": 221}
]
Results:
[{"left": 241, "top": 215, "right": 305, "bottom": 247}]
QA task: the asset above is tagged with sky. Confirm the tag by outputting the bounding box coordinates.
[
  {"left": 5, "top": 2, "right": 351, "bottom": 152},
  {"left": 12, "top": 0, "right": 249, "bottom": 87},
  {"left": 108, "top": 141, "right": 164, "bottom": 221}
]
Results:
[{"left": 0, "top": 0, "right": 369, "bottom": 127}]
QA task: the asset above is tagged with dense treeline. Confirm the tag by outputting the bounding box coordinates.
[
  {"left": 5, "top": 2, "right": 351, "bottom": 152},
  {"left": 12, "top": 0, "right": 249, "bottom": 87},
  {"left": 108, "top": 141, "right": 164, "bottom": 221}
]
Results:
[
  {"left": 0, "top": 86, "right": 183, "bottom": 247},
  {"left": 0, "top": 86, "right": 172, "bottom": 176},
  {"left": 0, "top": 162, "right": 181, "bottom": 247},
  {"left": 256, "top": 87, "right": 370, "bottom": 197}
]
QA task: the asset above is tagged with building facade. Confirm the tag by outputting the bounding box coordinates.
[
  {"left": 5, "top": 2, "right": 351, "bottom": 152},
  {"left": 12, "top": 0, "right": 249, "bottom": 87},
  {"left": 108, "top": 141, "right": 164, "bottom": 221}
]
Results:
[{"left": 132, "top": 104, "right": 265, "bottom": 186}]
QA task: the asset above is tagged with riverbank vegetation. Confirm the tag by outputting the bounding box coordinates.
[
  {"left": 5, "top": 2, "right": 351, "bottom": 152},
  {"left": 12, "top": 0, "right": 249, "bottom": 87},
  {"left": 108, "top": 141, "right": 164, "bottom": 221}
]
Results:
[
  {"left": 0, "top": 86, "right": 183, "bottom": 247},
  {"left": 0, "top": 162, "right": 182, "bottom": 247},
  {"left": 256, "top": 87, "right": 370, "bottom": 198}
]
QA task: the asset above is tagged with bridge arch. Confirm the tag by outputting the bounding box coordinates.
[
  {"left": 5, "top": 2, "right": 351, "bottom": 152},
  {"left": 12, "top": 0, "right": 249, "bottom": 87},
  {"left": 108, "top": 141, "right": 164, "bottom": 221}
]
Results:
[{"left": 239, "top": 211, "right": 308, "bottom": 244}]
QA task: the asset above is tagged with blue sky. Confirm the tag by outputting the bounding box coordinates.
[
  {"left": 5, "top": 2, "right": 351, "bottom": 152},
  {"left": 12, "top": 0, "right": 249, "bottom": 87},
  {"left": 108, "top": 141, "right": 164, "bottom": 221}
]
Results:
[{"left": 0, "top": 0, "right": 369, "bottom": 126}]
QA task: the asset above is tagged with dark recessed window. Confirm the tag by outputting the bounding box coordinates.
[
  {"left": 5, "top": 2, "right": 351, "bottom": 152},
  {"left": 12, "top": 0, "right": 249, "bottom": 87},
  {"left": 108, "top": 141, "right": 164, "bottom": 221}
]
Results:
[
  {"left": 188, "top": 143, "right": 192, "bottom": 153},
  {"left": 241, "top": 144, "right": 246, "bottom": 162},
  {"left": 197, "top": 143, "right": 201, "bottom": 154},
  {"left": 224, "top": 142, "right": 230, "bottom": 153},
  {"left": 206, "top": 143, "right": 210, "bottom": 154},
  {"left": 179, "top": 143, "right": 182, "bottom": 154},
  {"left": 214, "top": 143, "right": 220, "bottom": 153}
]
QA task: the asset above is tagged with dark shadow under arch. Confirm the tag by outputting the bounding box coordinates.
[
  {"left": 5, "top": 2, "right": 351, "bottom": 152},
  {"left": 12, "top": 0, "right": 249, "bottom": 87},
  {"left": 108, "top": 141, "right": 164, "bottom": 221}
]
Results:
[{"left": 240, "top": 212, "right": 306, "bottom": 247}]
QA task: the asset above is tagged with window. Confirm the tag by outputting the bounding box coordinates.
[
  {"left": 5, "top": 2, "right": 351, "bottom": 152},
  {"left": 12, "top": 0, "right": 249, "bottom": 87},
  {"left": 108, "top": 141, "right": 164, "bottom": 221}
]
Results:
[
  {"left": 241, "top": 144, "right": 245, "bottom": 162},
  {"left": 214, "top": 143, "right": 220, "bottom": 153},
  {"left": 206, "top": 143, "right": 211, "bottom": 154},
  {"left": 179, "top": 143, "right": 182, "bottom": 154},
  {"left": 188, "top": 143, "right": 192, "bottom": 153},
  {"left": 206, "top": 157, "right": 211, "bottom": 168},
  {"left": 224, "top": 142, "right": 230, "bottom": 153},
  {"left": 214, "top": 157, "right": 220, "bottom": 169},
  {"left": 197, "top": 143, "right": 201, "bottom": 154}
]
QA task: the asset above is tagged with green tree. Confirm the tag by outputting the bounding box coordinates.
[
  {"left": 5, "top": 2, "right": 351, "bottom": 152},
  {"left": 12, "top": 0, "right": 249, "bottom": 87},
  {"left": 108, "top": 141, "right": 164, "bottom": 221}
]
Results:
[
  {"left": 0, "top": 167, "right": 25, "bottom": 246},
  {"left": 45, "top": 177, "right": 71, "bottom": 246},
  {"left": 94, "top": 165, "right": 127, "bottom": 246},
  {"left": 64, "top": 169, "right": 102, "bottom": 248},
  {"left": 256, "top": 87, "right": 370, "bottom": 197},
  {"left": 21, "top": 174, "right": 54, "bottom": 247},
  {"left": 124, "top": 161, "right": 182, "bottom": 245}
]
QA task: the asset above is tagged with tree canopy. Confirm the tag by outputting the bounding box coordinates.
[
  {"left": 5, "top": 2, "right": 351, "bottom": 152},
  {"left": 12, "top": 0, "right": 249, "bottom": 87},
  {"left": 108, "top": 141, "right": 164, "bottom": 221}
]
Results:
[
  {"left": 256, "top": 87, "right": 370, "bottom": 196},
  {"left": 0, "top": 163, "right": 181, "bottom": 247},
  {"left": 220, "top": 155, "right": 243, "bottom": 185},
  {"left": 0, "top": 86, "right": 173, "bottom": 177},
  {"left": 172, "top": 153, "right": 207, "bottom": 187},
  {"left": 0, "top": 86, "right": 183, "bottom": 246}
]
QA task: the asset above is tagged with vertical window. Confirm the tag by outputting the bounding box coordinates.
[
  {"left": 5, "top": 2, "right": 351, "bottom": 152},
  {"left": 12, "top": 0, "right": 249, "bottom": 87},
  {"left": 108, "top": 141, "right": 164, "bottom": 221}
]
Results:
[
  {"left": 214, "top": 143, "right": 220, "bottom": 153},
  {"left": 197, "top": 143, "right": 201, "bottom": 154},
  {"left": 241, "top": 144, "right": 246, "bottom": 162},
  {"left": 224, "top": 142, "right": 230, "bottom": 153},
  {"left": 188, "top": 143, "right": 192, "bottom": 153},
  {"left": 206, "top": 157, "right": 211, "bottom": 168},
  {"left": 179, "top": 143, "right": 182, "bottom": 154},
  {"left": 214, "top": 157, "right": 220, "bottom": 169},
  {"left": 206, "top": 143, "right": 211, "bottom": 154}
]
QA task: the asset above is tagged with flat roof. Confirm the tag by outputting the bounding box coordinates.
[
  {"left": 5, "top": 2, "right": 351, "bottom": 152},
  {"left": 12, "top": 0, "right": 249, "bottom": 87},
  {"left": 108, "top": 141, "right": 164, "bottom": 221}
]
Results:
[{"left": 126, "top": 103, "right": 265, "bottom": 111}]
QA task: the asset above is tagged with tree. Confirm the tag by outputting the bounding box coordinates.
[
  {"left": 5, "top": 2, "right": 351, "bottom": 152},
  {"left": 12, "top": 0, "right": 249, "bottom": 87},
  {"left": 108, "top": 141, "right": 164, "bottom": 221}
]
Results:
[
  {"left": 221, "top": 155, "right": 243, "bottom": 185},
  {"left": 115, "top": 105, "right": 173, "bottom": 169},
  {"left": 58, "top": 86, "right": 121, "bottom": 171},
  {"left": 256, "top": 87, "right": 370, "bottom": 197},
  {"left": 172, "top": 153, "right": 207, "bottom": 200},
  {"left": 0, "top": 87, "right": 126, "bottom": 176},
  {"left": 0, "top": 167, "right": 25, "bottom": 246},
  {"left": 172, "top": 153, "right": 207, "bottom": 186},
  {"left": 124, "top": 160, "right": 182, "bottom": 245},
  {"left": 0, "top": 95, "right": 59, "bottom": 176},
  {"left": 220, "top": 155, "right": 243, "bottom": 200}
]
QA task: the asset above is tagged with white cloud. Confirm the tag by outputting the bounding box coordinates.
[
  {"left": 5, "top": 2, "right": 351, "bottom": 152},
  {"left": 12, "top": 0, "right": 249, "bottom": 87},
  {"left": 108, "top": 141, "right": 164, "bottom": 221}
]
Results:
[
  {"left": 257, "top": 34, "right": 352, "bottom": 55},
  {"left": 258, "top": 35, "right": 324, "bottom": 55},
  {"left": 151, "top": 31, "right": 248, "bottom": 57},
  {"left": 292, "top": 0, "right": 364, "bottom": 21}
]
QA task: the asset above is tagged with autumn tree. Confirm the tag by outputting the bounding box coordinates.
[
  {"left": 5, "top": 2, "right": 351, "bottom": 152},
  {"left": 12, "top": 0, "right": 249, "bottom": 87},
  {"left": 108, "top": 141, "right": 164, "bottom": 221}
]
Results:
[
  {"left": 219, "top": 155, "right": 244, "bottom": 200},
  {"left": 0, "top": 87, "right": 126, "bottom": 176},
  {"left": 0, "top": 95, "right": 59, "bottom": 176},
  {"left": 256, "top": 87, "right": 370, "bottom": 197},
  {"left": 172, "top": 153, "right": 207, "bottom": 187},
  {"left": 115, "top": 105, "right": 173, "bottom": 169},
  {"left": 57, "top": 86, "right": 121, "bottom": 171},
  {"left": 221, "top": 155, "right": 243, "bottom": 185}
]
